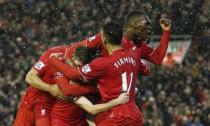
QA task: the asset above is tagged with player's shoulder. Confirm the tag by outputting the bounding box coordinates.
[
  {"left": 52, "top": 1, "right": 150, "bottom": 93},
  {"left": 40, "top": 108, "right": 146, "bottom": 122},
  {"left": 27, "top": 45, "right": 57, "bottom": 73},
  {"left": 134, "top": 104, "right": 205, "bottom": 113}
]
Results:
[
  {"left": 89, "top": 56, "right": 110, "bottom": 67},
  {"left": 91, "top": 56, "right": 108, "bottom": 63},
  {"left": 47, "top": 45, "right": 69, "bottom": 52},
  {"left": 39, "top": 45, "right": 69, "bottom": 59}
]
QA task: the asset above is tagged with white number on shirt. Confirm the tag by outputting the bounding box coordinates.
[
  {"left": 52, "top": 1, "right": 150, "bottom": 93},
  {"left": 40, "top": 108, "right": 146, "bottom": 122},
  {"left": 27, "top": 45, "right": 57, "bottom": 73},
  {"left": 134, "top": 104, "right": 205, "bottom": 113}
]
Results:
[{"left": 121, "top": 72, "right": 133, "bottom": 93}]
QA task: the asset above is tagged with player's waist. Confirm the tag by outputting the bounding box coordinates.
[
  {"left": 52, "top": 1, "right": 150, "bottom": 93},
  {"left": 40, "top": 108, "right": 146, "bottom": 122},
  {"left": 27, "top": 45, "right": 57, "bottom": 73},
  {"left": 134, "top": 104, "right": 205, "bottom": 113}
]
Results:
[
  {"left": 101, "top": 101, "right": 142, "bottom": 120},
  {"left": 51, "top": 109, "right": 87, "bottom": 122},
  {"left": 51, "top": 100, "right": 86, "bottom": 118}
]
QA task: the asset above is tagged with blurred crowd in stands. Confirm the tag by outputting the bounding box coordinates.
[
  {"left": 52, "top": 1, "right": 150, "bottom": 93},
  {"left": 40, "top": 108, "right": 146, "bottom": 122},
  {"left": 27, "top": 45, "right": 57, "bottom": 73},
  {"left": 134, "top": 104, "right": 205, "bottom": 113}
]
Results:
[{"left": 0, "top": 0, "right": 209, "bottom": 125}]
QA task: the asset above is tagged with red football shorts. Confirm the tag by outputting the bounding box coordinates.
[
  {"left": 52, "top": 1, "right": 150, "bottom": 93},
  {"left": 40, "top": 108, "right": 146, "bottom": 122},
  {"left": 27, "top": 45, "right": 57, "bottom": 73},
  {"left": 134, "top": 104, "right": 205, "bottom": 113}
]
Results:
[
  {"left": 13, "top": 101, "right": 35, "bottom": 126},
  {"left": 34, "top": 103, "right": 51, "bottom": 126}
]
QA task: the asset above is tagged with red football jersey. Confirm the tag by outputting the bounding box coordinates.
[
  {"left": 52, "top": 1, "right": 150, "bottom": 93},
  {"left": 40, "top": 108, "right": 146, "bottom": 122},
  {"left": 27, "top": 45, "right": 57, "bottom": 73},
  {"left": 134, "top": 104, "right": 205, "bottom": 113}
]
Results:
[
  {"left": 65, "top": 33, "right": 108, "bottom": 58},
  {"left": 79, "top": 48, "right": 139, "bottom": 102},
  {"left": 51, "top": 47, "right": 98, "bottom": 124},
  {"left": 68, "top": 31, "right": 170, "bottom": 68},
  {"left": 51, "top": 99, "right": 88, "bottom": 124},
  {"left": 77, "top": 47, "right": 142, "bottom": 119},
  {"left": 23, "top": 45, "right": 69, "bottom": 109},
  {"left": 122, "top": 31, "right": 171, "bottom": 64}
]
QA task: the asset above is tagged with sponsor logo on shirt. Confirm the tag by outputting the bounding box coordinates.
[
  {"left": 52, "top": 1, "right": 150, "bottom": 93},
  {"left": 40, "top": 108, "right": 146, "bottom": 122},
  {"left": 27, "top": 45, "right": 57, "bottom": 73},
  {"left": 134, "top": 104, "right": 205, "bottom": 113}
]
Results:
[
  {"left": 34, "top": 61, "right": 45, "bottom": 70},
  {"left": 81, "top": 64, "right": 91, "bottom": 74}
]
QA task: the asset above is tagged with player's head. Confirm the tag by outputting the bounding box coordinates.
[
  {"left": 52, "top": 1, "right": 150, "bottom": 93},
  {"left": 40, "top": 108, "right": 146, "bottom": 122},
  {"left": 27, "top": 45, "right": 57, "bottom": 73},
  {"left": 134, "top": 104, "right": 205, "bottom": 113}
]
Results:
[
  {"left": 100, "top": 21, "right": 123, "bottom": 46},
  {"left": 70, "top": 46, "right": 97, "bottom": 66},
  {"left": 124, "top": 10, "right": 152, "bottom": 41}
]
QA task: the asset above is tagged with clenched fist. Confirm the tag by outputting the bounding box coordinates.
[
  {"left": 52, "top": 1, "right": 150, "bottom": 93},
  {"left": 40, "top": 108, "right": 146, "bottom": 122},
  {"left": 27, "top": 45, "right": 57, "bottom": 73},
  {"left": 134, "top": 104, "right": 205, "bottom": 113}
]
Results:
[{"left": 160, "top": 18, "right": 171, "bottom": 32}]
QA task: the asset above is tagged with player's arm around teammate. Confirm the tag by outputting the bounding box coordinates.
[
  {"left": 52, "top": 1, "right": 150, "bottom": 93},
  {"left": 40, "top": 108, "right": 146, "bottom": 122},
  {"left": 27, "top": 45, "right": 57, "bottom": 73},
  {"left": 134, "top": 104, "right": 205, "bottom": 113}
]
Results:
[
  {"left": 25, "top": 68, "right": 67, "bottom": 100},
  {"left": 74, "top": 92, "right": 129, "bottom": 115}
]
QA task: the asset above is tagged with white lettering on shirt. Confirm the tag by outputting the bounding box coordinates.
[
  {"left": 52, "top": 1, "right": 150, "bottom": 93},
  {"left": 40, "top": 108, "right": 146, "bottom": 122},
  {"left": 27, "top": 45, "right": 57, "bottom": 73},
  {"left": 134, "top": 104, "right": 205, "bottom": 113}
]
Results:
[{"left": 114, "top": 57, "right": 136, "bottom": 69}]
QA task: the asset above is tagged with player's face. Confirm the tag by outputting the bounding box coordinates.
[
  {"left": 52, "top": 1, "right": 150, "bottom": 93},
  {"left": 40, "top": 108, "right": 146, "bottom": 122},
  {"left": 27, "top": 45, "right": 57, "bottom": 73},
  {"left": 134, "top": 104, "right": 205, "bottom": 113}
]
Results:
[{"left": 132, "top": 16, "right": 152, "bottom": 41}]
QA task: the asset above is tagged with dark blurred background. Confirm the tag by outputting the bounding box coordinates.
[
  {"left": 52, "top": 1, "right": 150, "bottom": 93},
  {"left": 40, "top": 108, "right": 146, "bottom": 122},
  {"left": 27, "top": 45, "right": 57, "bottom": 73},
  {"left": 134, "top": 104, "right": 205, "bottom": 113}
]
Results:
[{"left": 0, "top": 0, "right": 209, "bottom": 125}]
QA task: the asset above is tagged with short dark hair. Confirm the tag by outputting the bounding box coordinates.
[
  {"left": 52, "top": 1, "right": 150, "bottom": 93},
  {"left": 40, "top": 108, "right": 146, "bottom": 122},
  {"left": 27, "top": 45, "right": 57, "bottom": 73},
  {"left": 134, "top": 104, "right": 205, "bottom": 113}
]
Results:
[
  {"left": 74, "top": 46, "right": 97, "bottom": 64},
  {"left": 102, "top": 21, "right": 123, "bottom": 45},
  {"left": 125, "top": 10, "right": 146, "bottom": 27}
]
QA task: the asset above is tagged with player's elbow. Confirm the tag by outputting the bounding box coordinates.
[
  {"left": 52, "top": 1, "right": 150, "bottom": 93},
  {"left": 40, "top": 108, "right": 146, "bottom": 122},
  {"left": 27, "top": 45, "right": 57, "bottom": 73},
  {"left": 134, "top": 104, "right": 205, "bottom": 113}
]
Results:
[
  {"left": 25, "top": 69, "right": 37, "bottom": 85},
  {"left": 83, "top": 105, "right": 98, "bottom": 115},
  {"left": 87, "top": 108, "right": 98, "bottom": 115},
  {"left": 25, "top": 71, "right": 32, "bottom": 84}
]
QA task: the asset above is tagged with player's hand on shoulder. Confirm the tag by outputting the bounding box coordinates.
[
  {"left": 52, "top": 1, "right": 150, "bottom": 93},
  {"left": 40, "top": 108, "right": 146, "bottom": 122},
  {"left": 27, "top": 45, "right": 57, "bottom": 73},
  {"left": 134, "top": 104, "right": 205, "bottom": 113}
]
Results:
[
  {"left": 115, "top": 92, "right": 130, "bottom": 105},
  {"left": 159, "top": 18, "right": 171, "bottom": 32}
]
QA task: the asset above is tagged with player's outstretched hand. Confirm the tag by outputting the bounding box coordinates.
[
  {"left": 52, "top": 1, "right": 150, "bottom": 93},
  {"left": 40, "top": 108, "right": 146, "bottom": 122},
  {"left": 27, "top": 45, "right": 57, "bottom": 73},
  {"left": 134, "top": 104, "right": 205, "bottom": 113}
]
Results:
[
  {"left": 159, "top": 18, "right": 171, "bottom": 32},
  {"left": 114, "top": 92, "right": 130, "bottom": 105},
  {"left": 48, "top": 84, "right": 68, "bottom": 101}
]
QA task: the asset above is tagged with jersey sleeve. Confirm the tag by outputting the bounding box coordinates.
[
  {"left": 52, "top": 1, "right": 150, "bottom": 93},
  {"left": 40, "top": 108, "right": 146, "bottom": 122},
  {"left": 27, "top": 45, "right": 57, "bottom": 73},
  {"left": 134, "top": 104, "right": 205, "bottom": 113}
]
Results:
[
  {"left": 33, "top": 45, "right": 66, "bottom": 75},
  {"left": 54, "top": 72, "right": 98, "bottom": 96},
  {"left": 141, "top": 31, "right": 171, "bottom": 65},
  {"left": 50, "top": 57, "right": 107, "bottom": 81},
  {"left": 78, "top": 58, "right": 107, "bottom": 80},
  {"left": 33, "top": 49, "right": 51, "bottom": 75},
  {"left": 65, "top": 33, "right": 102, "bottom": 58},
  {"left": 50, "top": 57, "right": 82, "bottom": 79}
]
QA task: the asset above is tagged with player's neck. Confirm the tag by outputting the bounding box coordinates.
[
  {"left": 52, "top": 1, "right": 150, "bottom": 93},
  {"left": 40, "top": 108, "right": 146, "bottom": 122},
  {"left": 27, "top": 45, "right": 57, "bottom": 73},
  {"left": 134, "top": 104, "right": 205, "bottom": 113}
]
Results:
[
  {"left": 123, "top": 30, "right": 134, "bottom": 41},
  {"left": 106, "top": 43, "right": 122, "bottom": 55}
]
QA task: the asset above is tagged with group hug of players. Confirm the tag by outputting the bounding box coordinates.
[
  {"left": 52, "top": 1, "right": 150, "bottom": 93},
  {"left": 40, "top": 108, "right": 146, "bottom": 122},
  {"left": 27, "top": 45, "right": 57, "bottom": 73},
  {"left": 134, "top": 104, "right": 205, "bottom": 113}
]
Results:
[{"left": 13, "top": 10, "right": 171, "bottom": 126}]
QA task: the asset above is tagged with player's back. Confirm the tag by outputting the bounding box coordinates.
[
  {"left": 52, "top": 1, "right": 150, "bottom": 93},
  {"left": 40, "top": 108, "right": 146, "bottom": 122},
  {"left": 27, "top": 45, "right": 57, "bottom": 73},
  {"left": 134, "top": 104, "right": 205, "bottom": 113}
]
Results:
[{"left": 90, "top": 47, "right": 142, "bottom": 120}]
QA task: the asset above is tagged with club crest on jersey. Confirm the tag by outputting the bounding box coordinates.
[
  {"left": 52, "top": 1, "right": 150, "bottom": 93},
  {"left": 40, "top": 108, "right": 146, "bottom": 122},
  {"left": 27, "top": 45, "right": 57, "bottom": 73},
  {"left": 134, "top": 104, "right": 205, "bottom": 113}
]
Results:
[
  {"left": 88, "top": 35, "right": 96, "bottom": 42},
  {"left": 56, "top": 72, "right": 63, "bottom": 77},
  {"left": 41, "top": 109, "right": 46, "bottom": 116},
  {"left": 34, "top": 61, "right": 45, "bottom": 70},
  {"left": 82, "top": 64, "right": 91, "bottom": 74}
]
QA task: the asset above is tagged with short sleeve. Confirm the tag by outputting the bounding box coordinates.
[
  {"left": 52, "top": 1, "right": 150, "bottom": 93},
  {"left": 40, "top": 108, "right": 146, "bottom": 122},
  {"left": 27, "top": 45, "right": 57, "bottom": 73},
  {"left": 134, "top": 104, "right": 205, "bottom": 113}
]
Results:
[
  {"left": 79, "top": 58, "right": 107, "bottom": 80},
  {"left": 33, "top": 50, "right": 51, "bottom": 75}
]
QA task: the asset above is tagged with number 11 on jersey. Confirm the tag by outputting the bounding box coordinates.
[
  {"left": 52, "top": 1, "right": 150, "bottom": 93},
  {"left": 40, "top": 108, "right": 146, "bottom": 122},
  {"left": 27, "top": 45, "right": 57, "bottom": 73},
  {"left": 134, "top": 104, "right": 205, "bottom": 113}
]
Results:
[{"left": 121, "top": 72, "right": 133, "bottom": 93}]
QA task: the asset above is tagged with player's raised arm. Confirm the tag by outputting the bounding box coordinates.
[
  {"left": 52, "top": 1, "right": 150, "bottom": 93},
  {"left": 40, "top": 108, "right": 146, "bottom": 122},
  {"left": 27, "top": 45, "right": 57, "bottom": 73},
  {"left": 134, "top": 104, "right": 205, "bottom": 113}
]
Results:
[
  {"left": 142, "top": 18, "right": 171, "bottom": 65},
  {"left": 75, "top": 92, "right": 130, "bottom": 115}
]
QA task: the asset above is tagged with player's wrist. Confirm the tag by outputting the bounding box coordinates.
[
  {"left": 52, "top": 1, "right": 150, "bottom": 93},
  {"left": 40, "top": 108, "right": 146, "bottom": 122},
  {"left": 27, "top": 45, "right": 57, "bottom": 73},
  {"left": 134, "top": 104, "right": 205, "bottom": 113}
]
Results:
[{"left": 111, "top": 99, "right": 120, "bottom": 105}]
